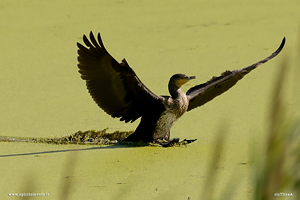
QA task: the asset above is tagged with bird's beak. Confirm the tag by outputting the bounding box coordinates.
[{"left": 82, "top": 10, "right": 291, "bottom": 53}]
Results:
[
  {"left": 188, "top": 76, "right": 196, "bottom": 80},
  {"left": 179, "top": 76, "right": 196, "bottom": 86}
]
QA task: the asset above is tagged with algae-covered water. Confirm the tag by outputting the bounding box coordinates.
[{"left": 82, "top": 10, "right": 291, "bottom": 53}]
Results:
[{"left": 1, "top": 0, "right": 300, "bottom": 199}]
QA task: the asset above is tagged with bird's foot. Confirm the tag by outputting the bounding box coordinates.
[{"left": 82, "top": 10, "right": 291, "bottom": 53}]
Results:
[{"left": 156, "top": 138, "right": 197, "bottom": 147}]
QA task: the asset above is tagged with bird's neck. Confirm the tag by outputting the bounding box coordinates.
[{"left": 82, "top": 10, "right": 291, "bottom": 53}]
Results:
[{"left": 168, "top": 84, "right": 181, "bottom": 99}]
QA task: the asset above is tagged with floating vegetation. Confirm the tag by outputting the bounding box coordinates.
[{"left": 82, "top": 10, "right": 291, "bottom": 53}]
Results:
[
  {"left": 0, "top": 128, "right": 196, "bottom": 147},
  {"left": 0, "top": 128, "right": 133, "bottom": 145}
]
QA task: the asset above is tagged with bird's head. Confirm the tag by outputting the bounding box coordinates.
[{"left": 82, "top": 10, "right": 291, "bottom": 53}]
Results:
[{"left": 169, "top": 74, "right": 196, "bottom": 88}]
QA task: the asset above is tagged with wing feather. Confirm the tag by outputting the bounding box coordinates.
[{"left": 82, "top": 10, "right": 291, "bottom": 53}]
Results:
[
  {"left": 186, "top": 37, "right": 285, "bottom": 111},
  {"left": 77, "top": 31, "right": 164, "bottom": 122}
]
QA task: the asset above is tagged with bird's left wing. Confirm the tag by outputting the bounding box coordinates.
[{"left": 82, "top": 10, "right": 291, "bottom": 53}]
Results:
[
  {"left": 77, "top": 32, "right": 165, "bottom": 123},
  {"left": 186, "top": 37, "right": 286, "bottom": 112}
]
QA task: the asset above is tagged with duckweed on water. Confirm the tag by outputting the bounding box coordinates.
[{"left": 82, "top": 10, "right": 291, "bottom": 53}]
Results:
[
  {"left": 0, "top": 129, "right": 196, "bottom": 147},
  {"left": 0, "top": 129, "right": 133, "bottom": 145}
]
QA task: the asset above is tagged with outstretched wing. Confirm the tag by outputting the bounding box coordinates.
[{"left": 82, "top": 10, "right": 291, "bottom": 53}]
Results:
[
  {"left": 186, "top": 37, "right": 286, "bottom": 111},
  {"left": 77, "top": 31, "right": 165, "bottom": 122}
]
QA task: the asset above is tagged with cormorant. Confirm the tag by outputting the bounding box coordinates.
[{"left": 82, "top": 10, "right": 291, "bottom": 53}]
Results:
[{"left": 77, "top": 32, "right": 285, "bottom": 143}]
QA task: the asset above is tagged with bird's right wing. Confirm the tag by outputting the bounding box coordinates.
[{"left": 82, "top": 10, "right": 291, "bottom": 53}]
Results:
[
  {"left": 77, "top": 32, "right": 165, "bottom": 123},
  {"left": 186, "top": 37, "right": 285, "bottom": 111}
]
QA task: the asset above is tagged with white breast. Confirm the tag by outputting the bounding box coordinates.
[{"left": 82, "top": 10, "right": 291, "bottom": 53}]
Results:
[
  {"left": 153, "top": 110, "right": 178, "bottom": 140},
  {"left": 153, "top": 92, "right": 189, "bottom": 141}
]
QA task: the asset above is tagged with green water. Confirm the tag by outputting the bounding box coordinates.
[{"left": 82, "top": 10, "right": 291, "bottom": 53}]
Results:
[{"left": 1, "top": 0, "right": 300, "bottom": 199}]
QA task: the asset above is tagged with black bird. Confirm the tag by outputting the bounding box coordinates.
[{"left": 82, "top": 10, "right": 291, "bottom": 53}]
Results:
[{"left": 77, "top": 32, "right": 285, "bottom": 143}]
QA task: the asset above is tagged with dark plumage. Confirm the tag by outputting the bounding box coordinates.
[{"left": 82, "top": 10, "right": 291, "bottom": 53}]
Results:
[{"left": 77, "top": 32, "right": 285, "bottom": 143}]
